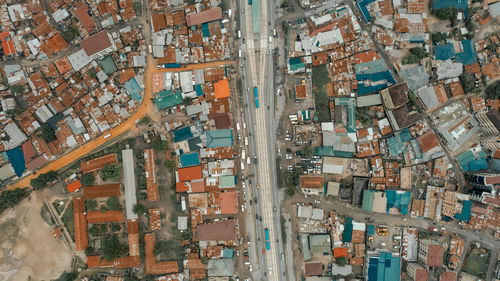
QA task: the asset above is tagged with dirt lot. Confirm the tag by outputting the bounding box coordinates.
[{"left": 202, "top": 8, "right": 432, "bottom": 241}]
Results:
[{"left": 0, "top": 192, "right": 72, "bottom": 281}]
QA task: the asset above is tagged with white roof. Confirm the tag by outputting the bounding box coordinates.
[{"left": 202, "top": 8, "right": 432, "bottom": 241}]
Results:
[
  {"left": 122, "top": 149, "right": 138, "bottom": 220},
  {"left": 321, "top": 122, "right": 334, "bottom": 132},
  {"left": 179, "top": 71, "right": 194, "bottom": 93},
  {"left": 352, "top": 221, "right": 366, "bottom": 231},
  {"left": 311, "top": 14, "right": 332, "bottom": 26},
  {"left": 67, "top": 49, "right": 92, "bottom": 72}
]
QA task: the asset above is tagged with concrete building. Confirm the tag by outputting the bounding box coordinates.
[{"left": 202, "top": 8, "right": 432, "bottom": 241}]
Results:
[
  {"left": 80, "top": 31, "right": 117, "bottom": 60},
  {"left": 407, "top": 263, "right": 428, "bottom": 281},
  {"left": 475, "top": 109, "right": 500, "bottom": 150},
  {"left": 418, "top": 239, "right": 443, "bottom": 268}
]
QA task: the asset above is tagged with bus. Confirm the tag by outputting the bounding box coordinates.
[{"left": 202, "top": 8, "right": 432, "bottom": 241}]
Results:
[
  {"left": 255, "top": 98, "right": 259, "bottom": 108},
  {"left": 264, "top": 228, "right": 270, "bottom": 251},
  {"left": 248, "top": 0, "right": 252, "bottom": 4},
  {"left": 253, "top": 87, "right": 258, "bottom": 98}
]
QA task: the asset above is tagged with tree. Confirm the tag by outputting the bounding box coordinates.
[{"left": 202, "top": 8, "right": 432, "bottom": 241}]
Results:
[
  {"left": 40, "top": 123, "right": 57, "bottom": 143},
  {"left": 403, "top": 47, "right": 427, "bottom": 64},
  {"left": 54, "top": 272, "right": 78, "bottom": 281},
  {"left": 133, "top": 203, "right": 147, "bottom": 215},
  {"left": 111, "top": 224, "right": 121, "bottom": 232},
  {"left": 432, "top": 32, "right": 448, "bottom": 45},
  {"left": 30, "top": 171, "right": 58, "bottom": 190},
  {"left": 459, "top": 72, "right": 476, "bottom": 93},
  {"left": 336, "top": 257, "right": 348, "bottom": 266},
  {"left": 152, "top": 139, "right": 169, "bottom": 151},
  {"left": 9, "top": 85, "right": 24, "bottom": 95},
  {"left": 182, "top": 98, "right": 192, "bottom": 106},
  {"left": 88, "top": 69, "right": 97, "bottom": 79},
  {"left": 85, "top": 246, "right": 95, "bottom": 256},
  {"left": 61, "top": 25, "right": 80, "bottom": 42},
  {"left": 431, "top": 7, "right": 459, "bottom": 23},
  {"left": 286, "top": 167, "right": 303, "bottom": 186},
  {"left": 302, "top": 146, "right": 315, "bottom": 158},
  {"left": 106, "top": 197, "right": 122, "bottom": 210},
  {"left": 485, "top": 81, "right": 500, "bottom": 99},
  {"left": 81, "top": 173, "right": 95, "bottom": 186},
  {"left": 7, "top": 107, "right": 23, "bottom": 118},
  {"left": 133, "top": 2, "right": 142, "bottom": 14},
  {"left": 164, "top": 160, "right": 176, "bottom": 170},
  {"left": 286, "top": 187, "right": 295, "bottom": 197},
  {"left": 89, "top": 224, "right": 100, "bottom": 236},
  {"left": 102, "top": 236, "right": 128, "bottom": 260},
  {"left": 0, "top": 188, "right": 27, "bottom": 214},
  {"left": 100, "top": 165, "right": 120, "bottom": 181},
  {"left": 85, "top": 199, "right": 98, "bottom": 211},
  {"left": 137, "top": 116, "right": 151, "bottom": 126}
]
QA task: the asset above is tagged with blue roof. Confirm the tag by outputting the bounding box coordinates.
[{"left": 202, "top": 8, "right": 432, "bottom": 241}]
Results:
[
  {"left": 434, "top": 43, "right": 456, "bottom": 61},
  {"left": 124, "top": 77, "right": 143, "bottom": 101},
  {"left": 173, "top": 126, "right": 194, "bottom": 143},
  {"left": 289, "top": 57, "right": 302, "bottom": 65},
  {"left": 315, "top": 146, "right": 354, "bottom": 158},
  {"left": 6, "top": 146, "right": 25, "bottom": 177},
  {"left": 368, "top": 252, "right": 401, "bottom": 281},
  {"left": 455, "top": 40, "right": 477, "bottom": 66},
  {"left": 356, "top": 0, "right": 376, "bottom": 23},
  {"left": 455, "top": 200, "right": 471, "bottom": 221},
  {"left": 387, "top": 128, "right": 412, "bottom": 157},
  {"left": 195, "top": 84, "right": 204, "bottom": 96},
  {"left": 491, "top": 159, "right": 500, "bottom": 172},
  {"left": 206, "top": 129, "right": 234, "bottom": 148},
  {"left": 367, "top": 224, "right": 375, "bottom": 236},
  {"left": 456, "top": 150, "right": 475, "bottom": 168},
  {"left": 202, "top": 23, "right": 210, "bottom": 37},
  {"left": 432, "top": 0, "right": 468, "bottom": 11},
  {"left": 467, "top": 158, "right": 489, "bottom": 172},
  {"left": 179, "top": 152, "right": 200, "bottom": 168},
  {"left": 342, "top": 218, "right": 353, "bottom": 243},
  {"left": 222, "top": 249, "right": 234, "bottom": 258},
  {"left": 386, "top": 190, "right": 411, "bottom": 215}
]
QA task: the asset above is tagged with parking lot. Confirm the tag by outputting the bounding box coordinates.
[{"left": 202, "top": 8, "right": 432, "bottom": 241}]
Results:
[{"left": 369, "top": 225, "right": 403, "bottom": 252}]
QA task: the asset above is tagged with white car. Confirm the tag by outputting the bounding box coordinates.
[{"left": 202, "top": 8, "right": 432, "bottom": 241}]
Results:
[
  {"left": 268, "top": 268, "right": 272, "bottom": 275},
  {"left": 249, "top": 265, "right": 253, "bottom": 272}
]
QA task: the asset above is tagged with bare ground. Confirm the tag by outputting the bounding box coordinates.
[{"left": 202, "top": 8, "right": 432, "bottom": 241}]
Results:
[{"left": 0, "top": 191, "right": 72, "bottom": 281}]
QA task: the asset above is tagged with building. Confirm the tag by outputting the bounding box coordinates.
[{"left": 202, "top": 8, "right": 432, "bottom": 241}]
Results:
[
  {"left": 418, "top": 240, "right": 443, "bottom": 268},
  {"left": 475, "top": 109, "right": 500, "bottom": 150},
  {"left": 80, "top": 31, "right": 117, "bottom": 60},
  {"left": 365, "top": 251, "right": 401, "bottom": 281},
  {"left": 299, "top": 175, "right": 325, "bottom": 195},
  {"left": 407, "top": 263, "right": 428, "bottom": 281}
]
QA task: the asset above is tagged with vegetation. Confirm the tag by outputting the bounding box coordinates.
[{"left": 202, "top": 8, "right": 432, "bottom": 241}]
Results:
[
  {"left": 152, "top": 138, "right": 169, "bottom": 151},
  {"left": 431, "top": 7, "right": 459, "bottom": 26},
  {"left": 88, "top": 69, "right": 97, "bottom": 79},
  {"left": 85, "top": 199, "right": 98, "bottom": 211},
  {"left": 459, "top": 72, "right": 476, "bottom": 93},
  {"left": 80, "top": 173, "right": 95, "bottom": 186},
  {"left": 40, "top": 123, "right": 57, "bottom": 143},
  {"left": 335, "top": 257, "right": 348, "bottom": 266},
  {"left": 7, "top": 107, "right": 23, "bottom": 118},
  {"left": 61, "top": 25, "right": 80, "bottom": 42},
  {"left": 106, "top": 197, "right": 121, "bottom": 210},
  {"left": 464, "top": 248, "right": 489, "bottom": 279},
  {"left": 485, "top": 80, "right": 500, "bottom": 99},
  {"left": 53, "top": 272, "right": 78, "bottom": 281},
  {"left": 164, "top": 160, "right": 176, "bottom": 170},
  {"left": 286, "top": 187, "right": 295, "bottom": 197},
  {"left": 61, "top": 201, "right": 75, "bottom": 241},
  {"left": 133, "top": 203, "right": 147, "bottom": 215},
  {"left": 0, "top": 188, "right": 28, "bottom": 214},
  {"left": 31, "top": 171, "right": 58, "bottom": 190},
  {"left": 100, "top": 165, "right": 120, "bottom": 181},
  {"left": 286, "top": 167, "right": 303, "bottom": 187},
  {"left": 280, "top": 0, "right": 290, "bottom": 8},
  {"left": 312, "top": 65, "right": 331, "bottom": 122},
  {"left": 402, "top": 47, "right": 427, "bottom": 65},
  {"left": 9, "top": 85, "right": 24, "bottom": 95},
  {"left": 301, "top": 146, "right": 315, "bottom": 158},
  {"left": 102, "top": 236, "right": 128, "bottom": 260},
  {"left": 133, "top": 2, "right": 142, "bottom": 14},
  {"left": 432, "top": 32, "right": 448, "bottom": 45},
  {"left": 137, "top": 116, "right": 151, "bottom": 126}
]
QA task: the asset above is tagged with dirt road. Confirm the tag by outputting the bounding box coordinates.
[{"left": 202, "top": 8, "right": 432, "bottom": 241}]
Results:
[{"left": 8, "top": 58, "right": 235, "bottom": 190}]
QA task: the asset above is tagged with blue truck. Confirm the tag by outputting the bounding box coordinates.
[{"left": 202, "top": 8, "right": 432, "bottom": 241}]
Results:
[
  {"left": 164, "top": 63, "right": 181, "bottom": 68},
  {"left": 254, "top": 87, "right": 259, "bottom": 108},
  {"left": 265, "top": 228, "right": 270, "bottom": 251}
]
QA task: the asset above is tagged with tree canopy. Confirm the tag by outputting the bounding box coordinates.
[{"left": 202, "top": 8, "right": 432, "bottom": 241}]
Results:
[
  {"left": 100, "top": 165, "right": 120, "bottom": 181},
  {"left": 133, "top": 203, "right": 147, "bottom": 215},
  {"left": 302, "top": 146, "right": 315, "bottom": 158},
  {"left": 102, "top": 236, "right": 128, "bottom": 261},
  {"left": 53, "top": 272, "right": 78, "bottom": 281},
  {"left": 106, "top": 197, "right": 121, "bottom": 210},
  {"left": 80, "top": 173, "right": 95, "bottom": 186},
  {"left": 31, "top": 171, "right": 58, "bottom": 190},
  {"left": 459, "top": 72, "right": 476, "bottom": 93},
  {"left": 152, "top": 139, "right": 169, "bottom": 151},
  {"left": 432, "top": 7, "right": 459, "bottom": 25},
  {"left": 40, "top": 124, "right": 57, "bottom": 143},
  {"left": 402, "top": 47, "right": 427, "bottom": 65},
  {"left": 0, "top": 188, "right": 28, "bottom": 214},
  {"left": 485, "top": 80, "right": 500, "bottom": 99},
  {"left": 164, "top": 160, "right": 176, "bottom": 170}
]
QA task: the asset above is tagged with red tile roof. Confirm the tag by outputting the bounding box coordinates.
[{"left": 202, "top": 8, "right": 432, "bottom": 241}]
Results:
[
  {"left": 74, "top": 5, "right": 96, "bottom": 33},
  {"left": 304, "top": 261, "right": 323, "bottom": 276},
  {"left": 333, "top": 247, "right": 348, "bottom": 258},
  {"left": 144, "top": 233, "right": 179, "bottom": 274},
  {"left": 22, "top": 141, "right": 35, "bottom": 162},
  {"left": 145, "top": 149, "right": 159, "bottom": 201},
  {"left": 427, "top": 244, "right": 443, "bottom": 267},
  {"left": 299, "top": 175, "right": 324, "bottom": 189},
  {"left": 2, "top": 40, "right": 15, "bottom": 55},
  {"left": 149, "top": 209, "right": 162, "bottom": 231},
  {"left": 220, "top": 191, "right": 238, "bottom": 214},
  {"left": 295, "top": 85, "right": 307, "bottom": 99},
  {"left": 80, "top": 31, "right": 112, "bottom": 57},
  {"left": 440, "top": 272, "right": 457, "bottom": 281},
  {"left": 177, "top": 165, "right": 203, "bottom": 182},
  {"left": 417, "top": 131, "right": 439, "bottom": 153},
  {"left": 87, "top": 210, "right": 125, "bottom": 223},
  {"left": 195, "top": 219, "right": 236, "bottom": 241},
  {"left": 67, "top": 180, "right": 83, "bottom": 193},
  {"left": 81, "top": 153, "right": 118, "bottom": 173},
  {"left": 83, "top": 184, "right": 121, "bottom": 198},
  {"left": 214, "top": 77, "right": 231, "bottom": 99},
  {"left": 73, "top": 197, "right": 88, "bottom": 251},
  {"left": 186, "top": 7, "right": 222, "bottom": 26},
  {"left": 415, "top": 268, "right": 429, "bottom": 281}
]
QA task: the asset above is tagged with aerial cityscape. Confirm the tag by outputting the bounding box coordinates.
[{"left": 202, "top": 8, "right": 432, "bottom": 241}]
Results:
[{"left": 0, "top": 0, "right": 499, "bottom": 281}]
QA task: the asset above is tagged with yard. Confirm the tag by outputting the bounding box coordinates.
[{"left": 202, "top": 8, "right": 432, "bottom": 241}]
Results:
[
  {"left": 464, "top": 248, "right": 490, "bottom": 279},
  {"left": 312, "top": 65, "right": 331, "bottom": 122},
  {"left": 61, "top": 201, "right": 75, "bottom": 242}
]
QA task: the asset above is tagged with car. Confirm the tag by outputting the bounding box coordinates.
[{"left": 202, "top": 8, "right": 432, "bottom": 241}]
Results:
[
  {"left": 241, "top": 9, "right": 244, "bottom": 13},
  {"left": 249, "top": 265, "right": 253, "bottom": 272},
  {"left": 314, "top": 200, "right": 320, "bottom": 204},
  {"left": 268, "top": 268, "right": 272, "bottom": 275},
  {"left": 273, "top": 207, "right": 277, "bottom": 212},
  {"left": 259, "top": 216, "right": 263, "bottom": 221}
]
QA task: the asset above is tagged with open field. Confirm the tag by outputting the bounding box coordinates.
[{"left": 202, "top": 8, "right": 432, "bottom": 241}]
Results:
[
  {"left": 464, "top": 248, "right": 489, "bottom": 279},
  {"left": 0, "top": 192, "right": 72, "bottom": 281}
]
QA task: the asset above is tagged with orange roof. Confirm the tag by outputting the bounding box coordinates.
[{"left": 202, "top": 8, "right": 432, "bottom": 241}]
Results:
[
  {"left": 75, "top": 5, "right": 96, "bottom": 33},
  {"left": 87, "top": 210, "right": 124, "bottom": 223},
  {"left": 295, "top": 85, "right": 307, "bottom": 99},
  {"left": 434, "top": 84, "right": 448, "bottom": 103},
  {"left": 2, "top": 40, "right": 15, "bottom": 55},
  {"left": 55, "top": 56, "right": 72, "bottom": 74},
  {"left": 176, "top": 181, "right": 190, "bottom": 192},
  {"left": 186, "top": 7, "right": 222, "bottom": 26},
  {"left": 299, "top": 175, "right": 324, "bottom": 189},
  {"left": 448, "top": 81, "right": 464, "bottom": 97},
  {"left": 67, "top": 180, "right": 83, "bottom": 193},
  {"left": 354, "top": 50, "right": 380, "bottom": 64},
  {"left": 417, "top": 131, "right": 439, "bottom": 153},
  {"left": 73, "top": 197, "right": 88, "bottom": 251},
  {"left": 465, "top": 62, "right": 480, "bottom": 74},
  {"left": 149, "top": 209, "right": 162, "bottom": 230},
  {"left": 177, "top": 165, "right": 203, "bottom": 182},
  {"left": 213, "top": 77, "right": 231, "bottom": 99},
  {"left": 87, "top": 256, "right": 113, "bottom": 268},
  {"left": 144, "top": 149, "right": 159, "bottom": 201},
  {"left": 46, "top": 33, "right": 69, "bottom": 54},
  {"left": 220, "top": 191, "right": 238, "bottom": 214},
  {"left": 83, "top": 184, "right": 121, "bottom": 198},
  {"left": 333, "top": 247, "right": 348, "bottom": 258},
  {"left": 81, "top": 153, "right": 118, "bottom": 173},
  {"left": 144, "top": 233, "right": 179, "bottom": 274},
  {"left": 106, "top": 277, "right": 124, "bottom": 281}
]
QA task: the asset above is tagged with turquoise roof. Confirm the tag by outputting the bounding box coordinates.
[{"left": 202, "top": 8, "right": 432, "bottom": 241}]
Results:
[
  {"left": 155, "top": 90, "right": 183, "bottom": 110},
  {"left": 206, "top": 129, "right": 234, "bottom": 148},
  {"left": 368, "top": 252, "right": 401, "bottom": 281},
  {"left": 124, "top": 77, "right": 143, "bottom": 101},
  {"left": 179, "top": 152, "right": 200, "bottom": 168},
  {"left": 362, "top": 190, "right": 374, "bottom": 212}
]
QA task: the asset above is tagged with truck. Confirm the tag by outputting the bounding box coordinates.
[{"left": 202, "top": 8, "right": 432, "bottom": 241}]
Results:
[
  {"left": 244, "top": 137, "right": 248, "bottom": 146},
  {"left": 164, "top": 63, "right": 182, "bottom": 68},
  {"left": 238, "top": 49, "right": 242, "bottom": 58},
  {"left": 236, "top": 122, "right": 240, "bottom": 130},
  {"left": 104, "top": 133, "right": 111, "bottom": 139},
  {"left": 238, "top": 30, "right": 241, "bottom": 38},
  {"left": 264, "top": 228, "right": 270, "bottom": 251},
  {"left": 255, "top": 98, "right": 259, "bottom": 108},
  {"left": 148, "top": 44, "right": 152, "bottom": 53},
  {"left": 242, "top": 149, "right": 246, "bottom": 160}
]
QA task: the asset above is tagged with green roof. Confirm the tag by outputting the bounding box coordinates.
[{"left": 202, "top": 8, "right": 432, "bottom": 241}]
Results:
[
  {"left": 219, "top": 175, "right": 236, "bottom": 188},
  {"left": 154, "top": 90, "right": 183, "bottom": 110},
  {"left": 206, "top": 129, "right": 234, "bottom": 148},
  {"left": 98, "top": 56, "right": 117, "bottom": 75},
  {"left": 362, "top": 190, "right": 374, "bottom": 212},
  {"left": 301, "top": 234, "right": 311, "bottom": 261},
  {"left": 309, "top": 234, "right": 331, "bottom": 255}
]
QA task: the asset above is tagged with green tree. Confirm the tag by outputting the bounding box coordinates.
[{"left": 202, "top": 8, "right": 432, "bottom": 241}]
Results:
[
  {"left": 432, "top": 32, "right": 448, "bottom": 45},
  {"left": 152, "top": 139, "right": 168, "bottom": 151},
  {"left": 182, "top": 98, "right": 191, "bottom": 106},
  {"left": 31, "top": 171, "right": 58, "bottom": 190},
  {"left": 336, "top": 257, "right": 348, "bottom": 266},
  {"left": 9, "top": 85, "right": 24, "bottom": 95},
  {"left": 81, "top": 173, "right": 95, "bottom": 186},
  {"left": 102, "top": 236, "right": 128, "bottom": 260},
  {"left": 61, "top": 25, "right": 80, "bottom": 42},
  {"left": 100, "top": 165, "right": 120, "bottom": 181},
  {"left": 133, "top": 2, "right": 142, "bottom": 14},
  {"left": 89, "top": 224, "right": 100, "bottom": 236},
  {"left": 286, "top": 187, "right": 295, "bottom": 197},
  {"left": 7, "top": 107, "right": 23, "bottom": 118},
  {"left": 85, "top": 199, "right": 98, "bottom": 211},
  {"left": 40, "top": 123, "right": 57, "bottom": 143},
  {"left": 431, "top": 7, "right": 459, "bottom": 23},
  {"left": 302, "top": 146, "right": 315, "bottom": 158},
  {"left": 133, "top": 203, "right": 147, "bottom": 215},
  {"left": 85, "top": 246, "right": 95, "bottom": 256},
  {"left": 54, "top": 271, "right": 78, "bottom": 281},
  {"left": 137, "top": 116, "right": 151, "bottom": 126},
  {"left": 459, "top": 72, "right": 476, "bottom": 93},
  {"left": 0, "top": 188, "right": 28, "bottom": 214},
  {"left": 106, "top": 197, "right": 121, "bottom": 210},
  {"left": 485, "top": 81, "right": 500, "bottom": 99},
  {"left": 111, "top": 224, "right": 121, "bottom": 232},
  {"left": 88, "top": 69, "right": 97, "bottom": 79},
  {"left": 164, "top": 160, "right": 176, "bottom": 170}
]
